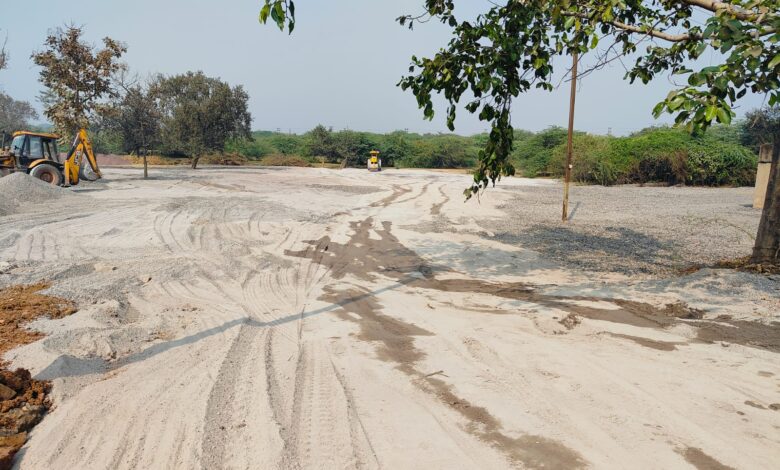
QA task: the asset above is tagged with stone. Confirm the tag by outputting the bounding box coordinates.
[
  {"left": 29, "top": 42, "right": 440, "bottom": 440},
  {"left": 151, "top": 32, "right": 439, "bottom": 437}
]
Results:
[{"left": 0, "top": 384, "right": 15, "bottom": 401}]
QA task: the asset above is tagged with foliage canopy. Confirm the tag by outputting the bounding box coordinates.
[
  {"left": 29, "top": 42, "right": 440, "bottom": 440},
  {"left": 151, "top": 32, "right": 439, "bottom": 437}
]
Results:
[
  {"left": 104, "top": 83, "right": 162, "bottom": 156},
  {"left": 32, "top": 26, "right": 126, "bottom": 135},
  {"left": 152, "top": 71, "right": 253, "bottom": 168}
]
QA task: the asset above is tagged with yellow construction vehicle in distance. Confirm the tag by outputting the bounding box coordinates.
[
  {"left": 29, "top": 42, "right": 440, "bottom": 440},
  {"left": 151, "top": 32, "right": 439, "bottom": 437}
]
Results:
[
  {"left": 367, "top": 150, "right": 381, "bottom": 172},
  {"left": 0, "top": 128, "right": 101, "bottom": 186}
]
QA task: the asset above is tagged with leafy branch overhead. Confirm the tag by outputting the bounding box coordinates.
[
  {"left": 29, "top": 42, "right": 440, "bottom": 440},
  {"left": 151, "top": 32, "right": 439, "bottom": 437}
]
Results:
[
  {"left": 259, "top": 0, "right": 296, "bottom": 33},
  {"left": 260, "top": 0, "right": 780, "bottom": 197}
]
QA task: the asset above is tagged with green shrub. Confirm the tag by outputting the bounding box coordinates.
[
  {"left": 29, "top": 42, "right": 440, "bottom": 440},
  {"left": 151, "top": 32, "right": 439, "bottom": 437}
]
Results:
[
  {"left": 396, "top": 136, "right": 477, "bottom": 168},
  {"left": 225, "top": 137, "right": 274, "bottom": 159},
  {"left": 545, "top": 126, "right": 756, "bottom": 186},
  {"left": 549, "top": 134, "right": 619, "bottom": 185},
  {"left": 512, "top": 126, "right": 569, "bottom": 176},
  {"left": 685, "top": 142, "right": 756, "bottom": 186}
]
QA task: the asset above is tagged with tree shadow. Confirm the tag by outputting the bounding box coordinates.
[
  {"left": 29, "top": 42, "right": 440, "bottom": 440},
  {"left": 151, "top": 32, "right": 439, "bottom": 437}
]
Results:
[
  {"left": 493, "top": 225, "right": 678, "bottom": 275},
  {"left": 35, "top": 277, "right": 419, "bottom": 381}
]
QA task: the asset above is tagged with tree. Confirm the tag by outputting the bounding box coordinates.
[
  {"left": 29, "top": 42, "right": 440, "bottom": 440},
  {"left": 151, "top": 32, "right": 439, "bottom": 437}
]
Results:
[
  {"left": 408, "top": 136, "right": 473, "bottom": 168},
  {"left": 105, "top": 83, "right": 162, "bottom": 178},
  {"left": 0, "top": 93, "right": 38, "bottom": 132},
  {"left": 268, "top": 133, "right": 301, "bottom": 156},
  {"left": 153, "top": 71, "right": 252, "bottom": 169},
  {"left": 32, "top": 25, "right": 126, "bottom": 136},
  {"left": 745, "top": 107, "right": 780, "bottom": 264},
  {"left": 0, "top": 32, "right": 8, "bottom": 71},
  {"left": 378, "top": 131, "right": 413, "bottom": 167},
  {"left": 260, "top": 0, "right": 780, "bottom": 264},
  {"left": 332, "top": 131, "right": 377, "bottom": 167},
  {"left": 306, "top": 124, "right": 339, "bottom": 162}
]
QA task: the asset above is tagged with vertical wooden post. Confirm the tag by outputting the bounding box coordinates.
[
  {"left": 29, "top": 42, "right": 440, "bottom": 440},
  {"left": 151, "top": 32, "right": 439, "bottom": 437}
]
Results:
[{"left": 562, "top": 51, "right": 579, "bottom": 223}]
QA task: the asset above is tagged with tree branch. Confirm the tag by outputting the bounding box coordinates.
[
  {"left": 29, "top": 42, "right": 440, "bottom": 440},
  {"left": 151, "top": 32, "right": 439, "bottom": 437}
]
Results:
[
  {"left": 610, "top": 19, "right": 693, "bottom": 42},
  {"left": 562, "top": 12, "right": 695, "bottom": 42},
  {"left": 678, "top": 0, "right": 758, "bottom": 21}
]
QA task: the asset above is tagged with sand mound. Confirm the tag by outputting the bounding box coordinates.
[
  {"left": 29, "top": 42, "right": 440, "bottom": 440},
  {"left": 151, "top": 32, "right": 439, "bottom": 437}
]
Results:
[{"left": 0, "top": 173, "right": 81, "bottom": 216}]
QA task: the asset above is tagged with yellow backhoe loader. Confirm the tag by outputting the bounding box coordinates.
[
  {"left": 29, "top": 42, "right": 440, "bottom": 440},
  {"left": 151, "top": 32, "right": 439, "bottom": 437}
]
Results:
[{"left": 0, "top": 128, "right": 101, "bottom": 186}]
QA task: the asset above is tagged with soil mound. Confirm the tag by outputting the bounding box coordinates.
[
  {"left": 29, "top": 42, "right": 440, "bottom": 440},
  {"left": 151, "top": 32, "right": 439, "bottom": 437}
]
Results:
[
  {"left": 0, "top": 283, "right": 77, "bottom": 360},
  {"left": 0, "top": 173, "right": 81, "bottom": 216},
  {"left": 0, "top": 368, "right": 50, "bottom": 470},
  {"left": 0, "top": 284, "right": 76, "bottom": 469}
]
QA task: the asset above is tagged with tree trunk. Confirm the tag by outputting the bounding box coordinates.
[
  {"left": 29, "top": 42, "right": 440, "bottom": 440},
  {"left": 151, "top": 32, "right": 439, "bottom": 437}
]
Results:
[
  {"left": 191, "top": 155, "right": 200, "bottom": 170},
  {"left": 751, "top": 143, "right": 780, "bottom": 264},
  {"left": 143, "top": 154, "right": 148, "bottom": 179}
]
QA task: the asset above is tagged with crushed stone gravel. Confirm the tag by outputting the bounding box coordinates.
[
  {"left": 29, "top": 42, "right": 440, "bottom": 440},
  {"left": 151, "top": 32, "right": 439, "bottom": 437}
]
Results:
[
  {"left": 479, "top": 182, "right": 761, "bottom": 276},
  {"left": 0, "top": 173, "right": 81, "bottom": 216}
]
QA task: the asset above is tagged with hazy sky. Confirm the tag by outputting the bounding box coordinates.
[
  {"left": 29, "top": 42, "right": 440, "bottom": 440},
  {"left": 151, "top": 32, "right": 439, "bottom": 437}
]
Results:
[{"left": 0, "top": 0, "right": 769, "bottom": 135}]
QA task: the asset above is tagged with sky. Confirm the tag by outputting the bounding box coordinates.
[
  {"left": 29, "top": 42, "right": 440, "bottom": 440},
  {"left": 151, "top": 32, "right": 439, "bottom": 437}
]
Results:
[{"left": 0, "top": 0, "right": 769, "bottom": 136}]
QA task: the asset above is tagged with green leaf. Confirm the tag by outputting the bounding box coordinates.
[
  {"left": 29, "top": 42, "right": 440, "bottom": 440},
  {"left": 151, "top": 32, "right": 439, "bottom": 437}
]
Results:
[
  {"left": 769, "top": 54, "right": 780, "bottom": 69},
  {"left": 652, "top": 102, "right": 665, "bottom": 117},
  {"left": 668, "top": 96, "right": 686, "bottom": 111},
  {"left": 688, "top": 74, "right": 705, "bottom": 86},
  {"left": 704, "top": 105, "right": 717, "bottom": 121},
  {"left": 259, "top": 4, "right": 271, "bottom": 23},
  {"left": 715, "top": 107, "right": 731, "bottom": 125},
  {"left": 274, "top": 2, "right": 285, "bottom": 29}
]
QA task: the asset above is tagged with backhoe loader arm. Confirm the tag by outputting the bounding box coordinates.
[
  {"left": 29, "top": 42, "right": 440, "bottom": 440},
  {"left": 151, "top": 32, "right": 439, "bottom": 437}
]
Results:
[{"left": 63, "top": 128, "right": 102, "bottom": 185}]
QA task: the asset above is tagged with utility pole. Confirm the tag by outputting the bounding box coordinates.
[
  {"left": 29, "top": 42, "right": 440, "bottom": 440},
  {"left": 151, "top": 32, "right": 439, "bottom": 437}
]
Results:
[{"left": 562, "top": 51, "right": 578, "bottom": 223}]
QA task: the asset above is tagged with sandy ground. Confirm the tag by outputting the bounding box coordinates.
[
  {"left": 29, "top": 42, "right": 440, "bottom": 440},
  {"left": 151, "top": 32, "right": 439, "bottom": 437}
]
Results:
[{"left": 1, "top": 167, "right": 779, "bottom": 469}]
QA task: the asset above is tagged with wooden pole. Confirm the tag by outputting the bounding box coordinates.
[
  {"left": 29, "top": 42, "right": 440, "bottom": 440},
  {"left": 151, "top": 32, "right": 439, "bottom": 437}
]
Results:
[{"left": 562, "top": 51, "right": 578, "bottom": 223}]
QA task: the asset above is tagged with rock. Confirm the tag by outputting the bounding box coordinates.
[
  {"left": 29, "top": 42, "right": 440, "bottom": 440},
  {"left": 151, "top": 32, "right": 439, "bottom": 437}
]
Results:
[
  {"left": 1, "top": 405, "right": 46, "bottom": 435},
  {"left": 0, "top": 384, "right": 15, "bottom": 401}
]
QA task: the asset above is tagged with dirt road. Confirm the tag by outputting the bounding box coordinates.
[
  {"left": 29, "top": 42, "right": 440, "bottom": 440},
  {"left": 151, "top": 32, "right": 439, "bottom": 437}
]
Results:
[{"left": 1, "top": 167, "right": 778, "bottom": 469}]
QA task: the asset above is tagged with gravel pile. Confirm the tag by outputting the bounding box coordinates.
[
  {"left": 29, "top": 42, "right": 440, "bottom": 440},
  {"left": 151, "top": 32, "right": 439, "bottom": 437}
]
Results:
[
  {"left": 0, "top": 173, "right": 81, "bottom": 216},
  {"left": 480, "top": 183, "right": 761, "bottom": 276}
]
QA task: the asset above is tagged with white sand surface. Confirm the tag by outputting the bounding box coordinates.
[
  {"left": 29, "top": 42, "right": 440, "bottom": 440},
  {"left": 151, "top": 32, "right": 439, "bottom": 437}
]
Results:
[{"left": 1, "top": 167, "right": 778, "bottom": 469}]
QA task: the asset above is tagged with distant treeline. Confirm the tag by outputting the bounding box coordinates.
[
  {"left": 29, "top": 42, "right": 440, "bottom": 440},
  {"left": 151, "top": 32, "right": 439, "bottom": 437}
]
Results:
[
  {"left": 92, "top": 121, "right": 764, "bottom": 186},
  {"left": 224, "top": 125, "right": 481, "bottom": 169}
]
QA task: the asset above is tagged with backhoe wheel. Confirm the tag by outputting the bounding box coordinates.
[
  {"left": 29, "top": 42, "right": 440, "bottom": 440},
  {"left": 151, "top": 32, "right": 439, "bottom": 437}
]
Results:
[{"left": 29, "top": 164, "right": 63, "bottom": 186}]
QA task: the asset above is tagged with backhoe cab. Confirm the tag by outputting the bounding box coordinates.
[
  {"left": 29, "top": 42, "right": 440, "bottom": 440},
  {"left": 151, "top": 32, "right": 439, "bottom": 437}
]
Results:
[{"left": 0, "top": 129, "right": 101, "bottom": 186}]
